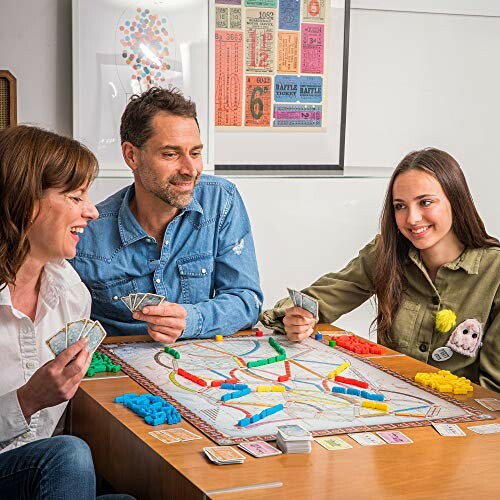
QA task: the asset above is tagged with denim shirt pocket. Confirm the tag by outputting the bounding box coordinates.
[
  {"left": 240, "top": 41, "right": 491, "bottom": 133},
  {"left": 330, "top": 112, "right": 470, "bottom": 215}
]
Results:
[
  {"left": 90, "top": 278, "right": 138, "bottom": 320},
  {"left": 391, "top": 299, "right": 421, "bottom": 349},
  {"left": 177, "top": 253, "right": 214, "bottom": 304}
]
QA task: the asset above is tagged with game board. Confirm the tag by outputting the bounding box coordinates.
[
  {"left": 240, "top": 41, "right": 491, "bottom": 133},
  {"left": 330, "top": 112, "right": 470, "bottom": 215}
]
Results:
[{"left": 102, "top": 333, "right": 490, "bottom": 445}]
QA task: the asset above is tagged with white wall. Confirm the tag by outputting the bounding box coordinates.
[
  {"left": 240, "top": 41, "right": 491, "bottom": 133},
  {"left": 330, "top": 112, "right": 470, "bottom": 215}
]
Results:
[{"left": 2, "top": 1, "right": 499, "bottom": 339}]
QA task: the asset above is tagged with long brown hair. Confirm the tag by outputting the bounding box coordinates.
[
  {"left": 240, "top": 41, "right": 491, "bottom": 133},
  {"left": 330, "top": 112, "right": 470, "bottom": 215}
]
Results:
[
  {"left": 374, "top": 148, "right": 499, "bottom": 345},
  {"left": 0, "top": 125, "right": 98, "bottom": 288}
]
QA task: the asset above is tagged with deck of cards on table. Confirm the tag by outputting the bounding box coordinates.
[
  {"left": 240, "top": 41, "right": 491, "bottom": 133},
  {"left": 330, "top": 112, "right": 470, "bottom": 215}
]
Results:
[
  {"left": 121, "top": 293, "right": 165, "bottom": 313},
  {"left": 46, "top": 319, "right": 107, "bottom": 356},
  {"left": 287, "top": 288, "right": 319, "bottom": 319},
  {"left": 276, "top": 424, "right": 313, "bottom": 453},
  {"left": 203, "top": 446, "right": 246, "bottom": 465}
]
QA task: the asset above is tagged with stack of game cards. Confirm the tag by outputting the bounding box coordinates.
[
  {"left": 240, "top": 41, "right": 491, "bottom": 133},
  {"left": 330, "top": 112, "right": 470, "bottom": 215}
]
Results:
[
  {"left": 46, "top": 319, "right": 107, "bottom": 356},
  {"left": 238, "top": 441, "right": 282, "bottom": 458},
  {"left": 121, "top": 293, "right": 165, "bottom": 313},
  {"left": 203, "top": 446, "right": 246, "bottom": 465},
  {"left": 276, "top": 424, "right": 313, "bottom": 453},
  {"left": 287, "top": 288, "right": 319, "bottom": 319}
]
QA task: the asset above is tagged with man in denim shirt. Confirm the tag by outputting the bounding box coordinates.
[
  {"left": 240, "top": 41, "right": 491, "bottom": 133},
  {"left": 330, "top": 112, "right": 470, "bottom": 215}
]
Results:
[{"left": 70, "top": 87, "right": 263, "bottom": 340}]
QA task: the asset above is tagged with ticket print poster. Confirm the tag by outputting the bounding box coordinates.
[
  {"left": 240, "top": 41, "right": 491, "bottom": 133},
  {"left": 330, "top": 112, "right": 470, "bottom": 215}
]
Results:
[{"left": 215, "top": 0, "right": 329, "bottom": 129}]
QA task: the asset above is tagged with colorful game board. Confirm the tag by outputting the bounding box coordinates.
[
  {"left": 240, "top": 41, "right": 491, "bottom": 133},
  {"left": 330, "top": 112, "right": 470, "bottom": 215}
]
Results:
[{"left": 102, "top": 333, "right": 490, "bottom": 445}]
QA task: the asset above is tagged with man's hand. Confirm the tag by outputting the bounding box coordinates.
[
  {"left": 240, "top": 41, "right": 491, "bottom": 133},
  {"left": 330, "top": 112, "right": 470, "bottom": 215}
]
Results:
[
  {"left": 17, "top": 337, "right": 92, "bottom": 419},
  {"left": 283, "top": 306, "right": 316, "bottom": 342},
  {"left": 133, "top": 302, "right": 187, "bottom": 344}
]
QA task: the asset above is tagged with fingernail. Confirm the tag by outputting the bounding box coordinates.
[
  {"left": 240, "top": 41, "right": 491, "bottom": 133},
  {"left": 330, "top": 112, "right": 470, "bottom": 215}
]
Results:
[
  {"left": 133, "top": 312, "right": 138, "bottom": 319},
  {"left": 143, "top": 307, "right": 149, "bottom": 314}
]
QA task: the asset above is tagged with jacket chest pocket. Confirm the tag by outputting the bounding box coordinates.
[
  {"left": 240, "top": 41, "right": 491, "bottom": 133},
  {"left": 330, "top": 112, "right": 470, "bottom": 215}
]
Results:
[
  {"left": 391, "top": 299, "right": 421, "bottom": 349},
  {"left": 90, "top": 278, "right": 138, "bottom": 319},
  {"left": 177, "top": 253, "right": 214, "bottom": 304}
]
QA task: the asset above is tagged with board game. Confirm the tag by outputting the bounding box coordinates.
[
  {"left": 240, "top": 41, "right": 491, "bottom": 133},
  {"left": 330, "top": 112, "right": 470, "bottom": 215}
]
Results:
[{"left": 102, "top": 332, "right": 490, "bottom": 445}]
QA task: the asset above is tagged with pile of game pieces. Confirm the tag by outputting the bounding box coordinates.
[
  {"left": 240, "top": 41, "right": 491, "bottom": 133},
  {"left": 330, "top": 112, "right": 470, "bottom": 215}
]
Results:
[
  {"left": 276, "top": 424, "right": 313, "bottom": 453},
  {"left": 238, "top": 441, "right": 282, "bottom": 458},
  {"left": 86, "top": 352, "right": 121, "bottom": 377},
  {"left": 287, "top": 287, "right": 319, "bottom": 318},
  {"left": 414, "top": 370, "right": 473, "bottom": 394},
  {"left": 114, "top": 393, "right": 181, "bottom": 426},
  {"left": 46, "top": 319, "right": 106, "bottom": 356},
  {"left": 203, "top": 446, "right": 246, "bottom": 465},
  {"left": 121, "top": 293, "right": 165, "bottom": 313}
]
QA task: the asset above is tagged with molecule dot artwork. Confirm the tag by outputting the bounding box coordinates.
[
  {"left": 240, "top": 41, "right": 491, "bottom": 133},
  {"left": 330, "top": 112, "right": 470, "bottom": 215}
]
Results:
[{"left": 118, "top": 7, "right": 175, "bottom": 87}]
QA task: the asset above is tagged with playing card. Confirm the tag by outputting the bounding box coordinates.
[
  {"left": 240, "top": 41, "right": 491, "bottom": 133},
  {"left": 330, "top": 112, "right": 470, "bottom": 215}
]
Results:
[
  {"left": 467, "top": 423, "right": 500, "bottom": 435},
  {"left": 287, "top": 287, "right": 295, "bottom": 304},
  {"left": 85, "top": 321, "right": 107, "bottom": 353},
  {"left": 300, "top": 293, "right": 319, "bottom": 319},
  {"left": 348, "top": 432, "right": 386, "bottom": 446},
  {"left": 203, "top": 446, "right": 246, "bottom": 464},
  {"left": 121, "top": 295, "right": 133, "bottom": 312},
  {"left": 129, "top": 293, "right": 138, "bottom": 311},
  {"left": 163, "top": 428, "right": 201, "bottom": 441},
  {"left": 475, "top": 398, "right": 500, "bottom": 411},
  {"left": 314, "top": 436, "right": 352, "bottom": 451},
  {"left": 432, "top": 423, "right": 466, "bottom": 437},
  {"left": 276, "top": 424, "right": 312, "bottom": 440},
  {"left": 148, "top": 430, "right": 181, "bottom": 444},
  {"left": 376, "top": 431, "right": 413, "bottom": 444},
  {"left": 238, "top": 441, "right": 282, "bottom": 457},
  {"left": 46, "top": 328, "right": 67, "bottom": 356},
  {"left": 135, "top": 293, "right": 165, "bottom": 312},
  {"left": 66, "top": 319, "right": 87, "bottom": 346},
  {"left": 80, "top": 320, "right": 95, "bottom": 339}
]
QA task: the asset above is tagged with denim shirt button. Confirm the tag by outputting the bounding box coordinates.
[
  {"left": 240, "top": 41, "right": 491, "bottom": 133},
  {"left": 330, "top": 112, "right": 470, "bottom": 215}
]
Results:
[
  {"left": 164, "top": 240, "right": 169, "bottom": 246},
  {"left": 201, "top": 268, "right": 207, "bottom": 274},
  {"left": 156, "top": 278, "right": 161, "bottom": 284},
  {"left": 113, "top": 295, "right": 118, "bottom": 301}
]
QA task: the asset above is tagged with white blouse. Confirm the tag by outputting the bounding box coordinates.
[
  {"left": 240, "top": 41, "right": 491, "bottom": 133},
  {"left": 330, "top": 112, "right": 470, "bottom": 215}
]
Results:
[{"left": 0, "top": 260, "right": 91, "bottom": 453}]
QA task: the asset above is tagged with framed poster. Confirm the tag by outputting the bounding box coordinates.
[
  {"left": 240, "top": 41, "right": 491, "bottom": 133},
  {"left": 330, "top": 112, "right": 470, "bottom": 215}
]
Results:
[
  {"left": 213, "top": 0, "right": 348, "bottom": 172},
  {"left": 73, "top": 0, "right": 211, "bottom": 177}
]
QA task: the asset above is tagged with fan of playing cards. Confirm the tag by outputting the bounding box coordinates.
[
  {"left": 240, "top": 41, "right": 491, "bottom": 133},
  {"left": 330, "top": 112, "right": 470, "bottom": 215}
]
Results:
[
  {"left": 287, "top": 287, "right": 319, "bottom": 319},
  {"left": 121, "top": 293, "right": 165, "bottom": 313},
  {"left": 46, "top": 319, "right": 107, "bottom": 356}
]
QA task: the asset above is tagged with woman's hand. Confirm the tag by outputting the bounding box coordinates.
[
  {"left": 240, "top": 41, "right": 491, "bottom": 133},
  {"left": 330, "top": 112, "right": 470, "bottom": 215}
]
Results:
[
  {"left": 17, "top": 337, "right": 92, "bottom": 419},
  {"left": 283, "top": 306, "right": 316, "bottom": 342}
]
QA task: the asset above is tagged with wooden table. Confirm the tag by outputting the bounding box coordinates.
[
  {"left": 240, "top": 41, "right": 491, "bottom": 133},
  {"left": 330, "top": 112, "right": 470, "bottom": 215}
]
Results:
[{"left": 70, "top": 325, "right": 500, "bottom": 500}]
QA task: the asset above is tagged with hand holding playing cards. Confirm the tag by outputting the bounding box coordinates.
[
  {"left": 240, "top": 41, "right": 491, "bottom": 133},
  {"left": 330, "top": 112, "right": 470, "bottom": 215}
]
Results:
[
  {"left": 133, "top": 301, "right": 187, "bottom": 344},
  {"left": 283, "top": 307, "right": 316, "bottom": 342},
  {"left": 17, "top": 338, "right": 92, "bottom": 420}
]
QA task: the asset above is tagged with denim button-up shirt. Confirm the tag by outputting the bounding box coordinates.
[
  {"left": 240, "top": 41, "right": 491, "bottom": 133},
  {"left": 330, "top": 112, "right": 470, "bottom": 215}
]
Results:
[{"left": 70, "top": 175, "right": 263, "bottom": 338}]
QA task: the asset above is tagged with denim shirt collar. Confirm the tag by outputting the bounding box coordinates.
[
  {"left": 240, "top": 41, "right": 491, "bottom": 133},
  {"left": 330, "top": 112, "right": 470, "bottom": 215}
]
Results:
[{"left": 117, "top": 184, "right": 204, "bottom": 247}]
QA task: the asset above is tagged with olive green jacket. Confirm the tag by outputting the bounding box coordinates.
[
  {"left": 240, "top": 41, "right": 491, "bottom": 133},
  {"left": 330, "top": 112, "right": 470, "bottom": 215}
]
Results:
[{"left": 260, "top": 237, "right": 500, "bottom": 392}]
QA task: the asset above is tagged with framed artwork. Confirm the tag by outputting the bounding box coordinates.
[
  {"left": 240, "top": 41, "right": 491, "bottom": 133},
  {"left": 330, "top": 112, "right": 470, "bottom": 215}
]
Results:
[
  {"left": 73, "top": 0, "right": 211, "bottom": 177},
  {"left": 213, "top": 0, "right": 348, "bottom": 172}
]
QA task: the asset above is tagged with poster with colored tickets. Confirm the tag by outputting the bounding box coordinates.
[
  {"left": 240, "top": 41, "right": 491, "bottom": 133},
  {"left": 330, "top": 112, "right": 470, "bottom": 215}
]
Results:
[{"left": 215, "top": 0, "right": 329, "bottom": 129}]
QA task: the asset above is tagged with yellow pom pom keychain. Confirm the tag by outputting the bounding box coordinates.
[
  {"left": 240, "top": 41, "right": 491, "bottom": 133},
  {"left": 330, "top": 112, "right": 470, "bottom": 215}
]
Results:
[{"left": 435, "top": 309, "right": 457, "bottom": 333}]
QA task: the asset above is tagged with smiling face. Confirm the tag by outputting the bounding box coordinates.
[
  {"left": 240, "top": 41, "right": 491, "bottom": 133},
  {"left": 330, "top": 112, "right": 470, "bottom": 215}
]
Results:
[
  {"left": 125, "top": 112, "right": 204, "bottom": 210},
  {"left": 28, "top": 186, "right": 99, "bottom": 262},
  {"left": 392, "top": 169, "right": 459, "bottom": 255}
]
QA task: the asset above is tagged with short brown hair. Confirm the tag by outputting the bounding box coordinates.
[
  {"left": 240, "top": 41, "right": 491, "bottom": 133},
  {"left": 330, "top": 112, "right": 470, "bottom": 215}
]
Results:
[
  {"left": 120, "top": 86, "right": 198, "bottom": 147},
  {"left": 0, "top": 125, "right": 98, "bottom": 287}
]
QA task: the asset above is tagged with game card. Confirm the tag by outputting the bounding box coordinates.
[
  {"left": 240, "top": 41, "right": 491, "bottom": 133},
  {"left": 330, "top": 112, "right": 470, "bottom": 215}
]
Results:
[
  {"left": 314, "top": 436, "right": 352, "bottom": 451},
  {"left": 204, "top": 446, "right": 245, "bottom": 464},
  {"left": 135, "top": 293, "right": 165, "bottom": 312},
  {"left": 475, "top": 398, "right": 500, "bottom": 411},
  {"left": 467, "top": 423, "right": 500, "bottom": 435},
  {"left": 46, "top": 329, "right": 67, "bottom": 356},
  {"left": 164, "top": 428, "right": 201, "bottom": 441},
  {"left": 348, "top": 432, "right": 386, "bottom": 446},
  {"left": 276, "top": 423, "right": 312, "bottom": 440},
  {"left": 121, "top": 295, "right": 133, "bottom": 312},
  {"left": 85, "top": 321, "right": 107, "bottom": 353},
  {"left": 66, "top": 319, "right": 87, "bottom": 346},
  {"left": 80, "top": 320, "right": 95, "bottom": 339},
  {"left": 376, "top": 431, "right": 413, "bottom": 444},
  {"left": 432, "top": 423, "right": 466, "bottom": 437},
  {"left": 148, "top": 430, "right": 181, "bottom": 444},
  {"left": 238, "top": 441, "right": 282, "bottom": 457}
]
